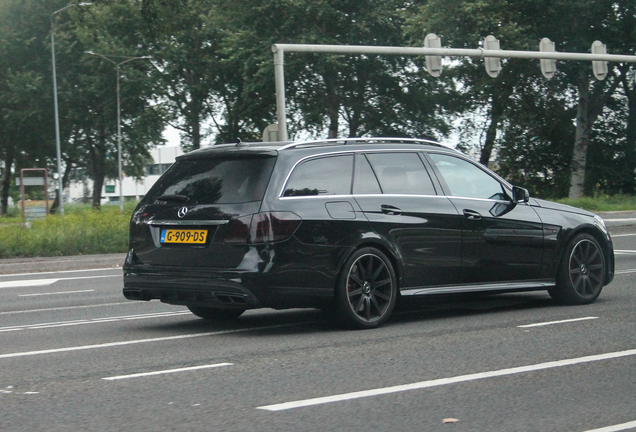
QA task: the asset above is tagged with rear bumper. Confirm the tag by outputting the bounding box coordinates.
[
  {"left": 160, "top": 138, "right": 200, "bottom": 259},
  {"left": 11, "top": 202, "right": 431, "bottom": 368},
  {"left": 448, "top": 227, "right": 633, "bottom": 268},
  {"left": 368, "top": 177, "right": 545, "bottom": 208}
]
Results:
[
  {"left": 122, "top": 265, "right": 334, "bottom": 310},
  {"left": 122, "top": 240, "right": 350, "bottom": 309},
  {"left": 123, "top": 271, "right": 260, "bottom": 309}
]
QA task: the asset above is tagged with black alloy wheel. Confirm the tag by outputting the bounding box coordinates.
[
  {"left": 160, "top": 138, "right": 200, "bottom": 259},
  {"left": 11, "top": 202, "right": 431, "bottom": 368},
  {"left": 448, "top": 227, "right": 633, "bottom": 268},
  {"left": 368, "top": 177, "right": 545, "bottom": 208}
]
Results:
[
  {"left": 335, "top": 248, "right": 397, "bottom": 329},
  {"left": 187, "top": 305, "right": 245, "bottom": 320},
  {"left": 550, "top": 233, "right": 605, "bottom": 305}
]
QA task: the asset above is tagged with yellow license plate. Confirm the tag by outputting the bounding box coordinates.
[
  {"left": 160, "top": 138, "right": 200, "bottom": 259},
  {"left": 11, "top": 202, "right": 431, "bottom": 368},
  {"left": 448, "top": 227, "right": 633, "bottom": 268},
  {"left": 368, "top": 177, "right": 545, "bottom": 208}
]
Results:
[{"left": 160, "top": 229, "right": 208, "bottom": 244}]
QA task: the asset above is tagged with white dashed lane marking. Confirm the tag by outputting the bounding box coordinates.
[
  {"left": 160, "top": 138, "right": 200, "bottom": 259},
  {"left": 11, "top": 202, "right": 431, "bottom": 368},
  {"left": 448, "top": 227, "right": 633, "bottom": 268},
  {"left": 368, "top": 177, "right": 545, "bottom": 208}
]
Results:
[
  {"left": 102, "top": 363, "right": 233, "bottom": 381},
  {"left": 0, "top": 274, "right": 119, "bottom": 290},
  {"left": 257, "top": 348, "right": 636, "bottom": 411},
  {"left": 517, "top": 316, "right": 598, "bottom": 328},
  {"left": 18, "top": 290, "right": 95, "bottom": 297}
]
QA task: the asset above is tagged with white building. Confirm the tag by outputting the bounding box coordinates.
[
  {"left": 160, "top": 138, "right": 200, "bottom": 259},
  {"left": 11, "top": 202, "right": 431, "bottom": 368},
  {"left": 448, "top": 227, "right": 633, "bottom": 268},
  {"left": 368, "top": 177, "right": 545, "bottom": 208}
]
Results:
[{"left": 67, "top": 145, "right": 185, "bottom": 203}]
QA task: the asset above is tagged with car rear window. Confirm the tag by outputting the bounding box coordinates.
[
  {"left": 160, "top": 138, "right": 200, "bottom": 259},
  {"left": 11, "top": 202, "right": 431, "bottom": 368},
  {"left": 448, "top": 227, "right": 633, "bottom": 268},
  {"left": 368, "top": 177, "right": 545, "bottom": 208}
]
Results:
[{"left": 143, "top": 156, "right": 276, "bottom": 205}]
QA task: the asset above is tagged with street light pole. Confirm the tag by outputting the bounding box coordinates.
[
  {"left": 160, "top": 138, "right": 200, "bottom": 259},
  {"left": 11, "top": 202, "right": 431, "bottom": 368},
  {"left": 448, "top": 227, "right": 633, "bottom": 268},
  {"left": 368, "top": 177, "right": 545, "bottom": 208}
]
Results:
[
  {"left": 50, "top": 3, "right": 91, "bottom": 216},
  {"left": 85, "top": 52, "right": 150, "bottom": 212}
]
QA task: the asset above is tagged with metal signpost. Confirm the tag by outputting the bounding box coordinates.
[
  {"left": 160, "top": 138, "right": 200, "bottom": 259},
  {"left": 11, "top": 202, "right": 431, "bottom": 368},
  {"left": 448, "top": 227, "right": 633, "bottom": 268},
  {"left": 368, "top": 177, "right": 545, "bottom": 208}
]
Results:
[
  {"left": 50, "top": 3, "right": 92, "bottom": 216},
  {"left": 17, "top": 169, "right": 49, "bottom": 222},
  {"left": 272, "top": 36, "right": 636, "bottom": 142}
]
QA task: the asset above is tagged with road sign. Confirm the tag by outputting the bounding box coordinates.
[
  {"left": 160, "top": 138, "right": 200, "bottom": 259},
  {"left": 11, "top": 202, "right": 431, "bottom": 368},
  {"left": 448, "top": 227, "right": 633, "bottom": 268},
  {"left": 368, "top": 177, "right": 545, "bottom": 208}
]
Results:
[
  {"left": 19, "top": 168, "right": 49, "bottom": 221},
  {"left": 16, "top": 177, "right": 46, "bottom": 186},
  {"left": 591, "top": 40, "right": 609, "bottom": 80},
  {"left": 424, "top": 33, "right": 443, "bottom": 77},
  {"left": 483, "top": 35, "right": 502, "bottom": 78},
  {"left": 540, "top": 38, "right": 557, "bottom": 79}
]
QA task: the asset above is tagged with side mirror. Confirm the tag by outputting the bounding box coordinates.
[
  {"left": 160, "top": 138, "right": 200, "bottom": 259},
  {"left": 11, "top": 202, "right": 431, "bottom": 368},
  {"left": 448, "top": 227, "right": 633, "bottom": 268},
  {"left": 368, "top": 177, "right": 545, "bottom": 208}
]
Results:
[{"left": 512, "top": 186, "right": 530, "bottom": 204}]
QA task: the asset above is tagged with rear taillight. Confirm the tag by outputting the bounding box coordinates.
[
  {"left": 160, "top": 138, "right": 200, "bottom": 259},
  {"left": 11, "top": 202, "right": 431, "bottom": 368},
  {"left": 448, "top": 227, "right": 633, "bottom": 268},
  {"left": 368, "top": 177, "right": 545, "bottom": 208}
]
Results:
[
  {"left": 222, "top": 215, "right": 252, "bottom": 244},
  {"left": 251, "top": 212, "right": 302, "bottom": 243},
  {"left": 222, "top": 212, "right": 301, "bottom": 244}
]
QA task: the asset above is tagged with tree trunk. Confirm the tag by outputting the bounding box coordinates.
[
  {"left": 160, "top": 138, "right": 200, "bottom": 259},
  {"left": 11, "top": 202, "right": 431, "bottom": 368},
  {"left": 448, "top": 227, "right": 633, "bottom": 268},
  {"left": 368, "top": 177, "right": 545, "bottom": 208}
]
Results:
[
  {"left": 92, "top": 174, "right": 105, "bottom": 209},
  {"left": 188, "top": 89, "right": 206, "bottom": 149},
  {"left": 568, "top": 71, "right": 621, "bottom": 199},
  {"left": 348, "top": 113, "right": 360, "bottom": 138},
  {"left": 325, "top": 76, "right": 339, "bottom": 139},
  {"left": 191, "top": 115, "right": 201, "bottom": 149},
  {"left": 622, "top": 72, "right": 636, "bottom": 195},
  {"left": 479, "top": 80, "right": 512, "bottom": 167},
  {"left": 49, "top": 161, "right": 74, "bottom": 215},
  {"left": 480, "top": 96, "right": 505, "bottom": 166},
  {"left": 89, "top": 129, "right": 108, "bottom": 210},
  {"left": 568, "top": 79, "right": 591, "bottom": 199},
  {"left": 1, "top": 154, "right": 14, "bottom": 216}
]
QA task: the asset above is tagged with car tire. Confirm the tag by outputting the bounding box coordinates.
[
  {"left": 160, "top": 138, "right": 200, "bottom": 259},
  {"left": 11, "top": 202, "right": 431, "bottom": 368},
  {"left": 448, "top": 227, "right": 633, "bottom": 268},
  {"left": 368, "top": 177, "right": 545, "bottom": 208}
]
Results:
[
  {"left": 335, "top": 247, "right": 397, "bottom": 329},
  {"left": 549, "top": 233, "right": 605, "bottom": 305},
  {"left": 187, "top": 306, "right": 245, "bottom": 320}
]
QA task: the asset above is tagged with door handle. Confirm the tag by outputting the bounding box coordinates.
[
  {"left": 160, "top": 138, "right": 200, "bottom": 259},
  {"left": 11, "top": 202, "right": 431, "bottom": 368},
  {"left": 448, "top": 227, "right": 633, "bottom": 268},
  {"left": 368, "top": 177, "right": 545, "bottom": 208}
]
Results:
[
  {"left": 381, "top": 205, "right": 403, "bottom": 215},
  {"left": 463, "top": 209, "right": 482, "bottom": 220}
]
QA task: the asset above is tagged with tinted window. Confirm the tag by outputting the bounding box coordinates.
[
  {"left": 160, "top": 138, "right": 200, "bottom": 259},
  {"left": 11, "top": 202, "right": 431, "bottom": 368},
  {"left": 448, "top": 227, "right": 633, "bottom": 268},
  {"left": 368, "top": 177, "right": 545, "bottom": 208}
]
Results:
[
  {"left": 429, "top": 153, "right": 505, "bottom": 199},
  {"left": 143, "top": 157, "right": 276, "bottom": 205},
  {"left": 366, "top": 152, "right": 436, "bottom": 195},
  {"left": 284, "top": 155, "right": 353, "bottom": 196},
  {"left": 353, "top": 154, "right": 382, "bottom": 194}
]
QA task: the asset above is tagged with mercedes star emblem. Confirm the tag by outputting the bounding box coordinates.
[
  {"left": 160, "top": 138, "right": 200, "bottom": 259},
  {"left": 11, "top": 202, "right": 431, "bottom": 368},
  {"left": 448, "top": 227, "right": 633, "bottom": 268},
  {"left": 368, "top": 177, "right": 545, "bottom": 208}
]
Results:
[{"left": 177, "top": 206, "right": 188, "bottom": 218}]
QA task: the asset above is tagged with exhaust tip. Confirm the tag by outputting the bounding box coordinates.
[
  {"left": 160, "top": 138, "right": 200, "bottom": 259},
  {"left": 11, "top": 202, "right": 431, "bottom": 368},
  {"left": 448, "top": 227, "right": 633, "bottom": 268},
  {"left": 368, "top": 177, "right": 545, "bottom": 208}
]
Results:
[{"left": 123, "top": 288, "right": 148, "bottom": 301}]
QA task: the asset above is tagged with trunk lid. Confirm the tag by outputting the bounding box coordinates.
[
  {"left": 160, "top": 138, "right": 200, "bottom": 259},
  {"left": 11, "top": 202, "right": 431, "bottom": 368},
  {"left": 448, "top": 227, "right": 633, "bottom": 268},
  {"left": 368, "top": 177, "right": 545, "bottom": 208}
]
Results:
[{"left": 128, "top": 153, "right": 277, "bottom": 269}]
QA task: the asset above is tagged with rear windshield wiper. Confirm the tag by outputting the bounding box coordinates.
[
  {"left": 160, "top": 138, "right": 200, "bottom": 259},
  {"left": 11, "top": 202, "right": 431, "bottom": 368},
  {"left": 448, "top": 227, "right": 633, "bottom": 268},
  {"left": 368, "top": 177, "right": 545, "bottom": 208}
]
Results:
[{"left": 156, "top": 194, "right": 190, "bottom": 203}]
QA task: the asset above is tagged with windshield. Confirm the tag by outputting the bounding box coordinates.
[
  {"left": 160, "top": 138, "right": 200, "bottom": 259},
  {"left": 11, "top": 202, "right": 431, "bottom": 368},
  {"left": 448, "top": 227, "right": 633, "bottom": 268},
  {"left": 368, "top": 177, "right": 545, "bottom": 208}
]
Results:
[{"left": 142, "top": 156, "right": 276, "bottom": 205}]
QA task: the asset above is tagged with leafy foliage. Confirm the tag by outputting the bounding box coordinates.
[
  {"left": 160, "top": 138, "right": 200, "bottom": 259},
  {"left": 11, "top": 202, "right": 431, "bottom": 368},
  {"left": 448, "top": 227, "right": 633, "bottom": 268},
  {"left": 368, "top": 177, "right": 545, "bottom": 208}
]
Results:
[{"left": 1, "top": 0, "right": 636, "bottom": 211}]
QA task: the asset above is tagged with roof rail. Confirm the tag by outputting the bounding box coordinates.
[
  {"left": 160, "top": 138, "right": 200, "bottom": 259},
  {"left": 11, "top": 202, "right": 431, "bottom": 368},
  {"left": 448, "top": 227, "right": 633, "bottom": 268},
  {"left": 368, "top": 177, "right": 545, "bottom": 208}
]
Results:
[{"left": 277, "top": 137, "right": 450, "bottom": 151}]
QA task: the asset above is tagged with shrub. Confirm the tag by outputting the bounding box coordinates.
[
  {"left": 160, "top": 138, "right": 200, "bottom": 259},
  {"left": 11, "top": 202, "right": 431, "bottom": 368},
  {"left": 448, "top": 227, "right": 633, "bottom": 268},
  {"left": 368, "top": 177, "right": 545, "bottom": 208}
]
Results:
[{"left": 0, "top": 203, "right": 135, "bottom": 258}]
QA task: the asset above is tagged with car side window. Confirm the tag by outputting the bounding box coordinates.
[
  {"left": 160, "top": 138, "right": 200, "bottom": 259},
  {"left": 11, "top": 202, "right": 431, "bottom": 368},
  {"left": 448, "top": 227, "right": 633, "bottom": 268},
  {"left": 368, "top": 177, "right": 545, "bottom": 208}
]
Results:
[
  {"left": 428, "top": 153, "right": 505, "bottom": 200},
  {"left": 283, "top": 154, "right": 353, "bottom": 196},
  {"left": 365, "top": 152, "right": 436, "bottom": 195},
  {"left": 353, "top": 154, "right": 382, "bottom": 194}
]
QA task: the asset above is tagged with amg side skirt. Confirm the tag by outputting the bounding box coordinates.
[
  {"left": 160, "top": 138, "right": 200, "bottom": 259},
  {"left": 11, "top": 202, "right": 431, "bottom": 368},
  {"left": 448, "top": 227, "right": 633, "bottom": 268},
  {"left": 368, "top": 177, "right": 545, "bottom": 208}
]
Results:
[{"left": 400, "top": 280, "right": 556, "bottom": 297}]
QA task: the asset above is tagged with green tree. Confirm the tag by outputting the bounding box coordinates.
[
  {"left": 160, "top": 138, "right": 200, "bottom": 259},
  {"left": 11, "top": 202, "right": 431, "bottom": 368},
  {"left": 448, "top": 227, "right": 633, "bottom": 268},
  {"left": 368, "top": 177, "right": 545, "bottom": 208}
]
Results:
[
  {"left": 139, "top": 0, "right": 234, "bottom": 148},
  {"left": 409, "top": 0, "right": 636, "bottom": 198},
  {"left": 497, "top": 79, "right": 575, "bottom": 198},
  {"left": 61, "top": 0, "right": 164, "bottom": 208},
  {"left": 0, "top": 0, "right": 61, "bottom": 215},
  {"left": 215, "top": 0, "right": 450, "bottom": 140},
  {"left": 406, "top": 0, "right": 535, "bottom": 165}
]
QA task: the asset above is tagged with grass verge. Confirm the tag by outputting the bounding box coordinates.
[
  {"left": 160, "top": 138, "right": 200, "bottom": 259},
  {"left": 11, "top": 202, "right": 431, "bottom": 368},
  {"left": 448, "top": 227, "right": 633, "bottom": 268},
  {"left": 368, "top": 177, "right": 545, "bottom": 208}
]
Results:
[
  {"left": 0, "top": 203, "right": 134, "bottom": 259},
  {"left": 554, "top": 195, "right": 636, "bottom": 212},
  {"left": 0, "top": 196, "right": 635, "bottom": 259}
]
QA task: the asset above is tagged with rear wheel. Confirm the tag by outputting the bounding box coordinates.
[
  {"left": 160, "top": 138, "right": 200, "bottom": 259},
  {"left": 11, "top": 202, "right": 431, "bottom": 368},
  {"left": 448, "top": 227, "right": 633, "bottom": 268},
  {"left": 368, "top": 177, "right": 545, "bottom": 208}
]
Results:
[
  {"left": 187, "top": 306, "right": 245, "bottom": 320},
  {"left": 335, "top": 248, "right": 397, "bottom": 329},
  {"left": 549, "top": 233, "right": 605, "bottom": 305}
]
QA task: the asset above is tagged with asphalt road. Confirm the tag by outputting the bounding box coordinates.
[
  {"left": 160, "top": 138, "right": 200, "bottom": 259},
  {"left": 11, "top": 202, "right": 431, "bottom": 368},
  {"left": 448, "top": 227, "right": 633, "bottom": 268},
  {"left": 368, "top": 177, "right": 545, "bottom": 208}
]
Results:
[{"left": 1, "top": 226, "right": 635, "bottom": 431}]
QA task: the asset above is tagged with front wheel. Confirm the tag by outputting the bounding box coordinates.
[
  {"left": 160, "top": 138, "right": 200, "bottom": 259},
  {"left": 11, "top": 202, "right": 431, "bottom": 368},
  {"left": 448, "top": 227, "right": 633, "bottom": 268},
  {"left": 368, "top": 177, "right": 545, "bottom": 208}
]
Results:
[
  {"left": 549, "top": 233, "right": 605, "bottom": 305},
  {"left": 335, "top": 248, "right": 397, "bottom": 329},
  {"left": 187, "top": 306, "right": 245, "bottom": 320}
]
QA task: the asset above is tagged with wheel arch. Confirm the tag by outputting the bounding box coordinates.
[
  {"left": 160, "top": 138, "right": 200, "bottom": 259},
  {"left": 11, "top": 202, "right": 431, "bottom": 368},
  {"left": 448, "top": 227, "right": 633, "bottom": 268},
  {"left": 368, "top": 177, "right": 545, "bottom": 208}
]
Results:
[
  {"left": 337, "top": 240, "right": 404, "bottom": 293},
  {"left": 557, "top": 225, "right": 612, "bottom": 285}
]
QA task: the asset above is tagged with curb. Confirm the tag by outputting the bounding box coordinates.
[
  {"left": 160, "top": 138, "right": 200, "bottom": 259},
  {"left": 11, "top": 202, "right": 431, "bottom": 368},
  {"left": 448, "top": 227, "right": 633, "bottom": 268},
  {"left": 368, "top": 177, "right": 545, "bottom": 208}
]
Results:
[{"left": 0, "top": 253, "right": 126, "bottom": 275}]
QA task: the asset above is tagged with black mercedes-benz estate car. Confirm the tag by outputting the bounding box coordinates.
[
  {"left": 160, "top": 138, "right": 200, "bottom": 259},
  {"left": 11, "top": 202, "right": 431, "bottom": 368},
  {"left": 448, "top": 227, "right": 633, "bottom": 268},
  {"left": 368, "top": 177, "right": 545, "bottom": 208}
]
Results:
[{"left": 123, "top": 138, "right": 615, "bottom": 329}]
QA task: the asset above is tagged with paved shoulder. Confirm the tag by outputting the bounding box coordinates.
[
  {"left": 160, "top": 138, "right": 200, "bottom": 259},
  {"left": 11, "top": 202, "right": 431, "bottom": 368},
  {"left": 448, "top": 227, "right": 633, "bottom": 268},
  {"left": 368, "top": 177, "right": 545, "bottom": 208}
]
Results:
[
  {"left": 0, "top": 253, "right": 126, "bottom": 275},
  {"left": 597, "top": 211, "right": 636, "bottom": 227}
]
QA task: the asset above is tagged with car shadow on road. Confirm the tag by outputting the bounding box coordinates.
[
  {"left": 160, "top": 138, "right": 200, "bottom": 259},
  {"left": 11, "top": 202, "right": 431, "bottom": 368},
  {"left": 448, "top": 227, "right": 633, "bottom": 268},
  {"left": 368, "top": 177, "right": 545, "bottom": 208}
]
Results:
[
  {"left": 128, "top": 290, "right": 601, "bottom": 335},
  {"left": 133, "top": 307, "right": 330, "bottom": 335},
  {"left": 390, "top": 291, "right": 559, "bottom": 324}
]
